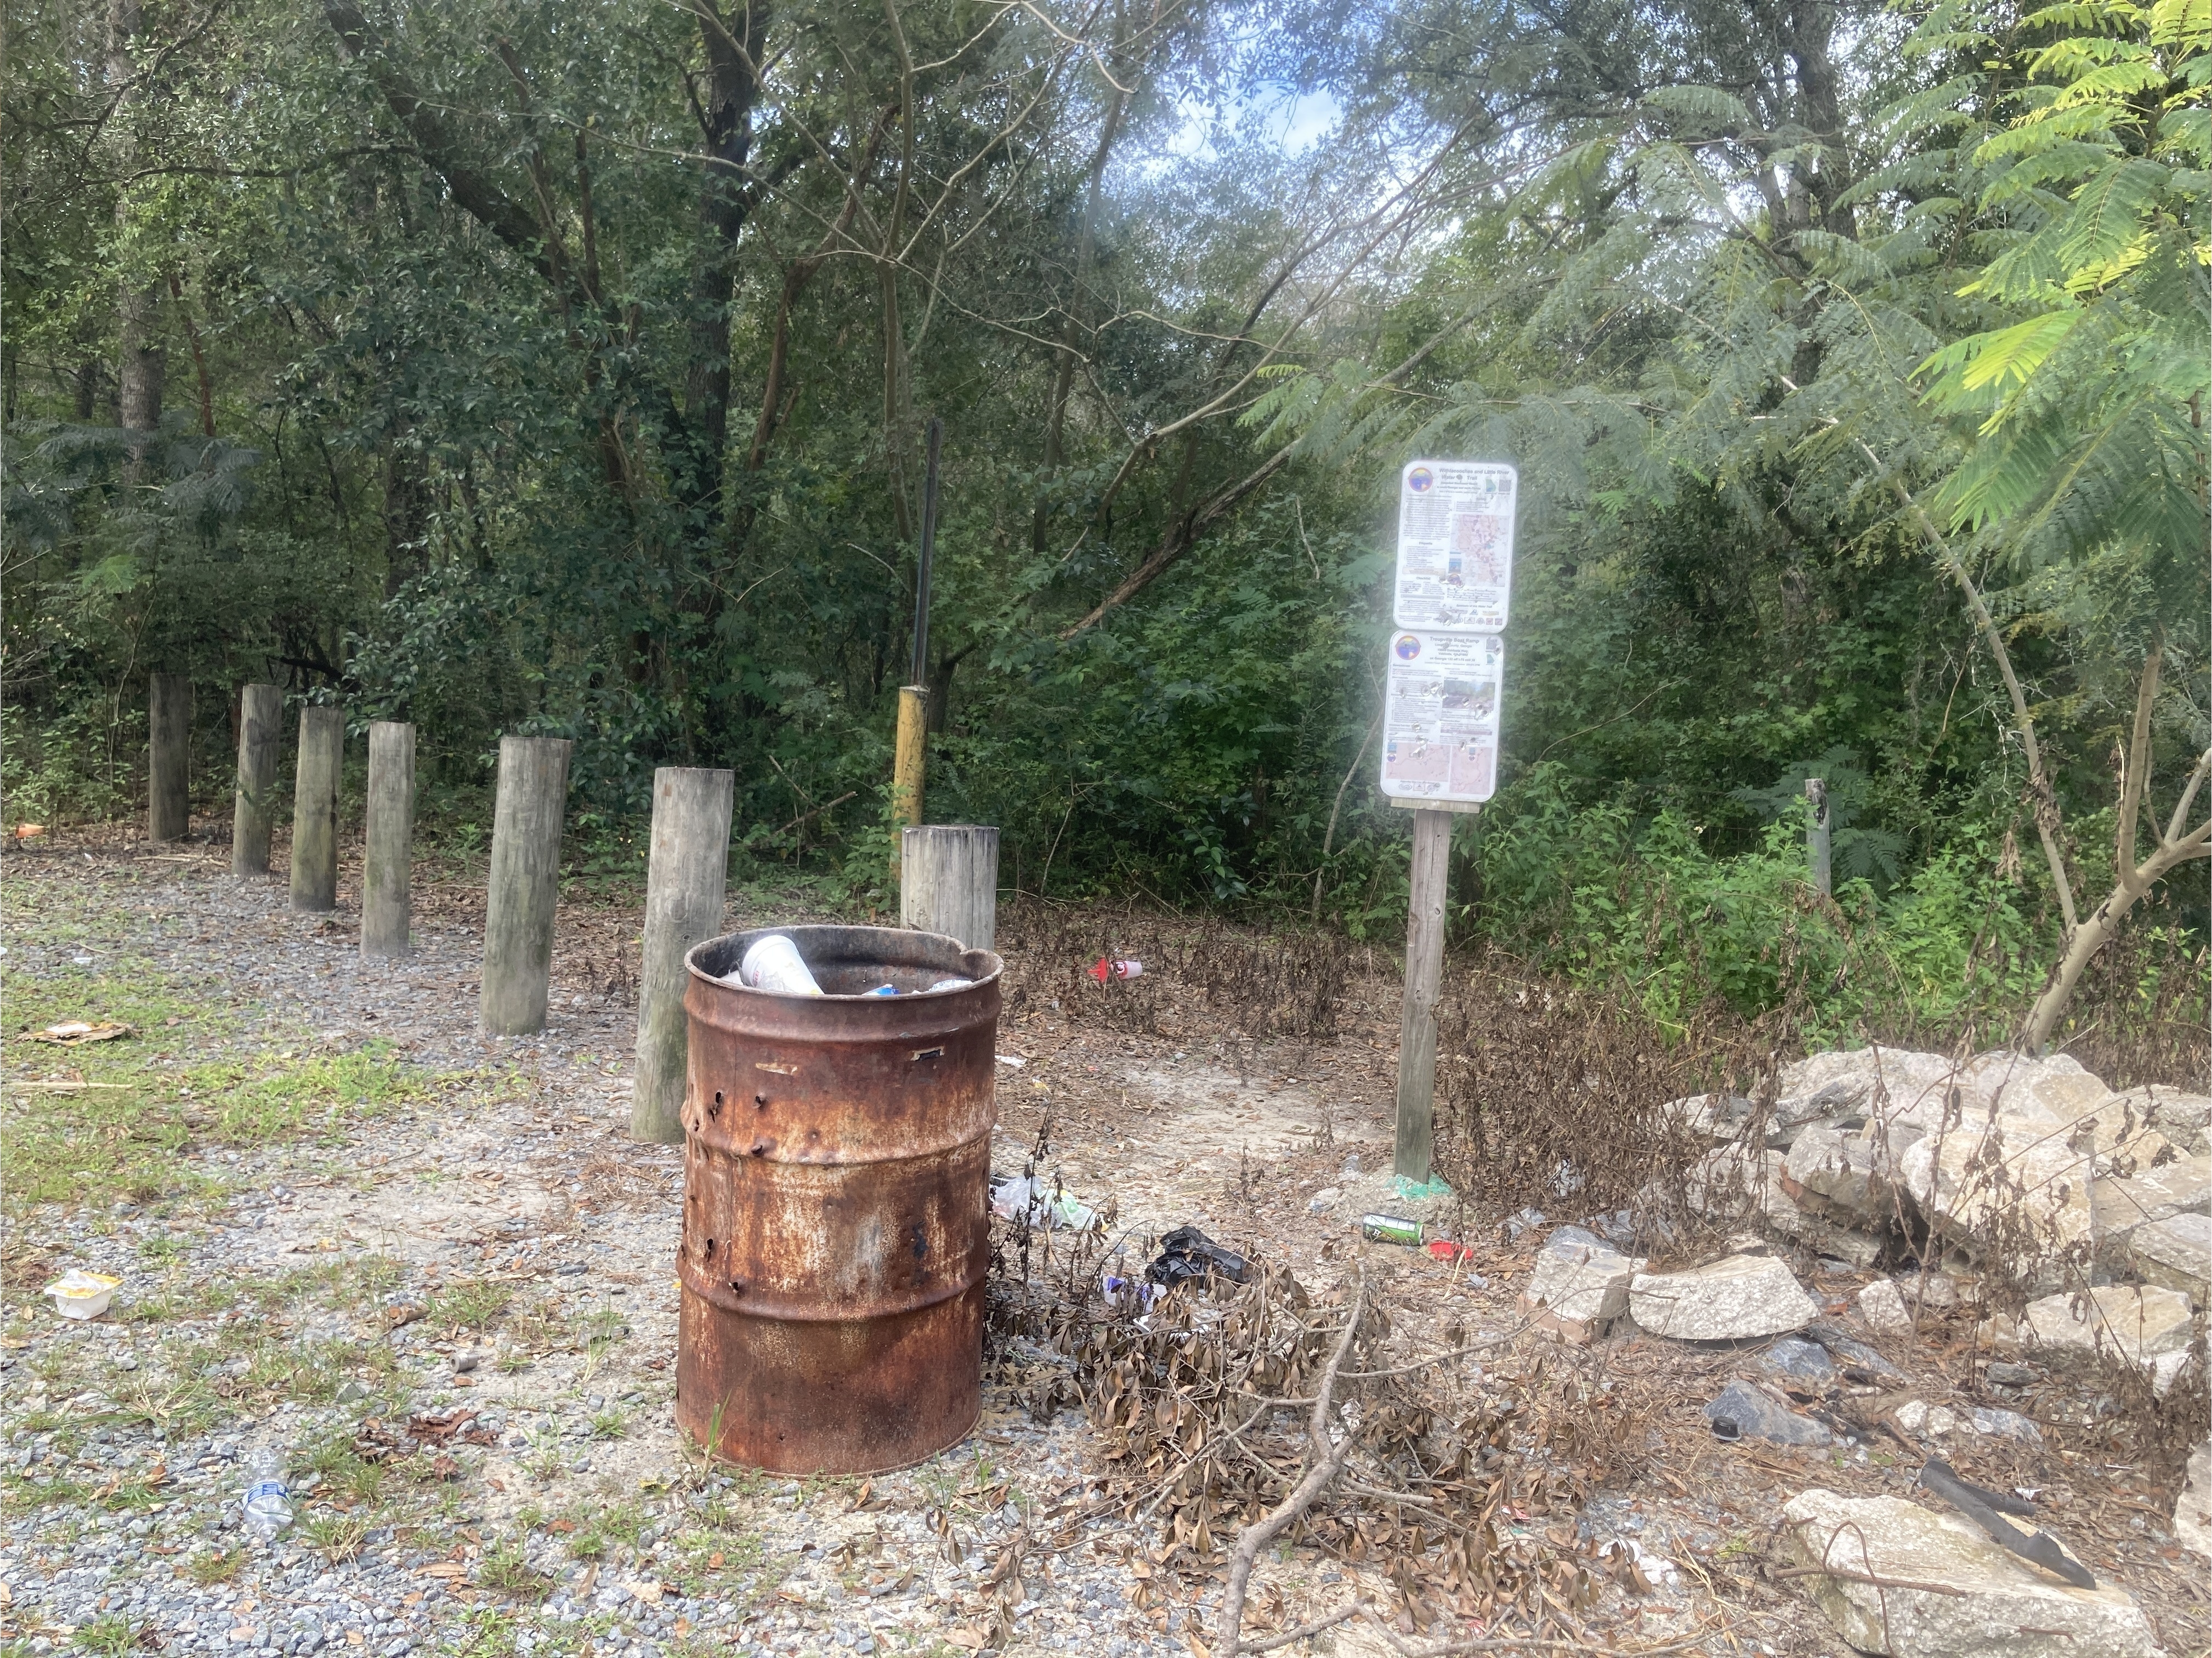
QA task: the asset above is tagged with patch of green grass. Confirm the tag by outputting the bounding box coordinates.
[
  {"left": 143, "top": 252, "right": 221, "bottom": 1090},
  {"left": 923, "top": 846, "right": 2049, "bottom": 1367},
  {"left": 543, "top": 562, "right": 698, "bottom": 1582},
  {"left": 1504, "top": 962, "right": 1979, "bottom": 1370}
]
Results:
[
  {"left": 1, "top": 995, "right": 440, "bottom": 1212},
  {"left": 587, "top": 1409, "right": 627, "bottom": 1441},
  {"left": 301, "top": 1511, "right": 373, "bottom": 1563},
  {"left": 432, "top": 1279, "right": 515, "bottom": 1330},
  {"left": 185, "top": 1547, "right": 244, "bottom": 1586},
  {"left": 441, "top": 1608, "right": 522, "bottom": 1658},
  {"left": 477, "top": 1539, "right": 554, "bottom": 1601},
  {"left": 70, "top": 1614, "right": 135, "bottom": 1658}
]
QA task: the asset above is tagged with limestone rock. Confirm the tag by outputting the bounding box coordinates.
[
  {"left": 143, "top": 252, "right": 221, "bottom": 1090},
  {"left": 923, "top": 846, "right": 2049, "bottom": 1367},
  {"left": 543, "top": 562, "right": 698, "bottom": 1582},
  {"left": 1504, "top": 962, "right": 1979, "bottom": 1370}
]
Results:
[
  {"left": 1629, "top": 1253, "right": 1818, "bottom": 1342},
  {"left": 1704, "top": 1379, "right": 1830, "bottom": 1446},
  {"left": 2125, "top": 1211, "right": 2211, "bottom": 1297},
  {"left": 1895, "top": 1399, "right": 1961, "bottom": 1438},
  {"left": 1776, "top": 1048, "right": 1958, "bottom": 1127},
  {"left": 2120, "top": 1083, "right": 2211, "bottom": 1156},
  {"left": 1783, "top": 1118, "right": 1922, "bottom": 1230},
  {"left": 1859, "top": 1278, "right": 1914, "bottom": 1342},
  {"left": 1779, "top": 1487, "right": 2162, "bottom": 1658},
  {"left": 1757, "top": 1336, "right": 1836, "bottom": 1386},
  {"left": 2095, "top": 1153, "right": 2211, "bottom": 1239},
  {"left": 1967, "top": 1405, "right": 2042, "bottom": 1444},
  {"left": 1900, "top": 1117, "right": 2094, "bottom": 1279},
  {"left": 1521, "top": 1230, "right": 1643, "bottom": 1341},
  {"left": 1987, "top": 1284, "right": 2196, "bottom": 1368},
  {"left": 2175, "top": 1441, "right": 2210, "bottom": 1562}
]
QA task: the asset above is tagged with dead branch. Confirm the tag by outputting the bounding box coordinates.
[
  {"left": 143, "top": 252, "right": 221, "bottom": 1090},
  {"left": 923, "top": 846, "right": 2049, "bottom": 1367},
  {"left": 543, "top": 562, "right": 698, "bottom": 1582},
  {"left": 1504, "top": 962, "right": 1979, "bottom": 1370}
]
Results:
[{"left": 1215, "top": 1267, "right": 1367, "bottom": 1657}]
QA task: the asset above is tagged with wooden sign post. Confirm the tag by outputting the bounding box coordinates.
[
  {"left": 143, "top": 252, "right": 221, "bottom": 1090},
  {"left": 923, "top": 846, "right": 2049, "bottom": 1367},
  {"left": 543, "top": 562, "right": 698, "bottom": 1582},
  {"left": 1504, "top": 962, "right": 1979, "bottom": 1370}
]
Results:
[{"left": 1378, "top": 460, "right": 1518, "bottom": 1186}]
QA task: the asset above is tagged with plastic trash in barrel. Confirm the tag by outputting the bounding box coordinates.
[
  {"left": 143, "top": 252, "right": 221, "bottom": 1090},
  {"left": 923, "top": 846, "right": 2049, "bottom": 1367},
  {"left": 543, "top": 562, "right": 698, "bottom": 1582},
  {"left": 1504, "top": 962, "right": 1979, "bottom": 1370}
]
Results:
[{"left": 676, "top": 924, "right": 1001, "bottom": 1474}]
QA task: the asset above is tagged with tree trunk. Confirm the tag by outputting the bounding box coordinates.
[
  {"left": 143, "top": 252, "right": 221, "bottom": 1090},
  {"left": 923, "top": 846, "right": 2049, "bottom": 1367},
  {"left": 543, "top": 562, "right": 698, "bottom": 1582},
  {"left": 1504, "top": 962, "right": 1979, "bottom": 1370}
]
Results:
[
  {"left": 109, "top": 0, "right": 163, "bottom": 474},
  {"left": 678, "top": 0, "right": 767, "bottom": 512}
]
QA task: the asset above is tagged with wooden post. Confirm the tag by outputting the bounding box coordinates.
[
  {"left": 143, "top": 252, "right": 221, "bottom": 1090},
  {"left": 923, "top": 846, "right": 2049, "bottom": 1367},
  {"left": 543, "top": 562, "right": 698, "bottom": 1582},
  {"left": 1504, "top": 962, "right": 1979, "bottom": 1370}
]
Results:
[
  {"left": 1806, "top": 777, "right": 1831, "bottom": 898},
  {"left": 1393, "top": 805, "right": 1461, "bottom": 1183},
  {"left": 480, "top": 735, "right": 572, "bottom": 1036},
  {"left": 148, "top": 673, "right": 191, "bottom": 842},
  {"left": 633, "top": 766, "right": 734, "bottom": 1143},
  {"left": 901, "top": 824, "right": 999, "bottom": 952},
  {"left": 890, "top": 684, "right": 928, "bottom": 877},
  {"left": 290, "top": 706, "right": 344, "bottom": 912},
  {"left": 231, "top": 683, "right": 283, "bottom": 876},
  {"left": 361, "top": 722, "right": 416, "bottom": 959}
]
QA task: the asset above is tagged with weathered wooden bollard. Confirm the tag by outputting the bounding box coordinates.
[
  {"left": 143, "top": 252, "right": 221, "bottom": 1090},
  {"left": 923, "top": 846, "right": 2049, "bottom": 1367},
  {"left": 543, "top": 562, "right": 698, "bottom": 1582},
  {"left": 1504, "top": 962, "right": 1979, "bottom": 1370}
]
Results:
[
  {"left": 480, "top": 735, "right": 572, "bottom": 1036},
  {"left": 290, "top": 706, "right": 344, "bottom": 912},
  {"left": 231, "top": 684, "right": 283, "bottom": 876},
  {"left": 899, "top": 824, "right": 999, "bottom": 952},
  {"left": 362, "top": 722, "right": 416, "bottom": 958},
  {"left": 632, "top": 767, "right": 734, "bottom": 1143},
  {"left": 148, "top": 673, "right": 191, "bottom": 842}
]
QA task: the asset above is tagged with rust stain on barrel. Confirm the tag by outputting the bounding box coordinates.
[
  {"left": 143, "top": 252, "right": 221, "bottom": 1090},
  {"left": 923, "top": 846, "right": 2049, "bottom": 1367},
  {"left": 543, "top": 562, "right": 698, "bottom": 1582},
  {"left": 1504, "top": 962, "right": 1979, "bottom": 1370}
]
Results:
[{"left": 676, "top": 924, "right": 1000, "bottom": 1475}]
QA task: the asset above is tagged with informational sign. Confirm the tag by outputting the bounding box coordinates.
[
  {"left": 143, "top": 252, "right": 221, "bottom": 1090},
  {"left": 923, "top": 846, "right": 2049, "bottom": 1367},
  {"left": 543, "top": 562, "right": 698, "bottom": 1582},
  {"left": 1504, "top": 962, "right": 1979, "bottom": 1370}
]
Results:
[
  {"left": 1379, "top": 630, "right": 1506, "bottom": 805},
  {"left": 1392, "top": 460, "right": 1517, "bottom": 633}
]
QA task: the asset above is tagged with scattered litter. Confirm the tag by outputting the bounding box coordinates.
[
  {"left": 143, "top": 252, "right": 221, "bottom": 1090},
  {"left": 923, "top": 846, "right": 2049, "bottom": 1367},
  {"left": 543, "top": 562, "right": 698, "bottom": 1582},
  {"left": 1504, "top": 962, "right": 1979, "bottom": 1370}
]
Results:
[
  {"left": 994, "top": 1053, "right": 1026, "bottom": 1069},
  {"left": 243, "top": 1447, "right": 293, "bottom": 1540},
  {"left": 44, "top": 1269, "right": 121, "bottom": 1320},
  {"left": 926, "top": 977, "right": 975, "bottom": 992},
  {"left": 1393, "top": 1173, "right": 1453, "bottom": 1201},
  {"left": 1704, "top": 1379, "right": 1831, "bottom": 1446},
  {"left": 1920, "top": 1455, "right": 2095, "bottom": 1589},
  {"left": 1504, "top": 1206, "right": 1546, "bottom": 1241},
  {"left": 1425, "top": 1239, "right": 1476, "bottom": 1264},
  {"left": 26, "top": 1020, "right": 133, "bottom": 1046},
  {"left": 989, "top": 1174, "right": 1096, "bottom": 1231},
  {"left": 864, "top": 984, "right": 899, "bottom": 997},
  {"left": 1307, "top": 1185, "right": 1342, "bottom": 1213},
  {"left": 1086, "top": 958, "right": 1143, "bottom": 983},
  {"left": 1360, "top": 1212, "right": 1425, "bottom": 1246},
  {"left": 1100, "top": 1273, "right": 1160, "bottom": 1311},
  {"left": 1143, "top": 1225, "right": 1250, "bottom": 1288},
  {"left": 12, "top": 824, "right": 44, "bottom": 840},
  {"left": 1607, "top": 1536, "right": 1681, "bottom": 1591},
  {"left": 734, "top": 934, "right": 823, "bottom": 996}
]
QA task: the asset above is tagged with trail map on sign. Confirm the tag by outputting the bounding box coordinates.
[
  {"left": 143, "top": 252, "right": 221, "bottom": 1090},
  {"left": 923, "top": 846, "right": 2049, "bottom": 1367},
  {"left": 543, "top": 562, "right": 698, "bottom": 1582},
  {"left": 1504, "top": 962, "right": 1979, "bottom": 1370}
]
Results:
[
  {"left": 1379, "top": 631, "right": 1505, "bottom": 804},
  {"left": 1393, "top": 461, "right": 1516, "bottom": 632}
]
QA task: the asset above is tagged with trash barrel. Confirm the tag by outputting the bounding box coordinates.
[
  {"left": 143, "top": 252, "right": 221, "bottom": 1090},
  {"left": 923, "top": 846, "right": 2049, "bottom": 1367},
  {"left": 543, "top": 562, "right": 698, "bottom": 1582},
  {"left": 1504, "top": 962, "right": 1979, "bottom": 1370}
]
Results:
[{"left": 676, "top": 924, "right": 1001, "bottom": 1474}]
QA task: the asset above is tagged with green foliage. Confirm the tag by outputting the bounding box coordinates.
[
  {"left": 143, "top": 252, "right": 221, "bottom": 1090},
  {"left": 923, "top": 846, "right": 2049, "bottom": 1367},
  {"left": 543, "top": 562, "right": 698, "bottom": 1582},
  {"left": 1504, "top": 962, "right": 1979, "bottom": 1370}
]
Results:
[{"left": 2, "top": 0, "right": 2203, "bottom": 1048}]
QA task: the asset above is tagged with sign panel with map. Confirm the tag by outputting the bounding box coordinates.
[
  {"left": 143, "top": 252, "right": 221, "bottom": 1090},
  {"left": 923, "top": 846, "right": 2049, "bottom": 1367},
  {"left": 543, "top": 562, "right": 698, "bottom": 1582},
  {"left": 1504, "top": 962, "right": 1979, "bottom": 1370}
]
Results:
[
  {"left": 1379, "top": 630, "right": 1506, "bottom": 805},
  {"left": 1392, "top": 460, "right": 1516, "bottom": 633}
]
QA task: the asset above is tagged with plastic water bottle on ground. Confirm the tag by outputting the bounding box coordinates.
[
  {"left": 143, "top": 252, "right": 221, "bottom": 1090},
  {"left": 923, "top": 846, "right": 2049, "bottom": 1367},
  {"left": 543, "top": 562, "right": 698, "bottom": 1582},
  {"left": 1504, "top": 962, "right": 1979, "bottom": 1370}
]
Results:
[{"left": 243, "top": 1447, "right": 293, "bottom": 1540}]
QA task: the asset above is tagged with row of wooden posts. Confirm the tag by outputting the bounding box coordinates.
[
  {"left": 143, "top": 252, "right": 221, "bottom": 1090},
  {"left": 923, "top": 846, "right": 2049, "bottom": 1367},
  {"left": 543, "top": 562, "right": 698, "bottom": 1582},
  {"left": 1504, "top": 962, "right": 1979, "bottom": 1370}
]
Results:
[{"left": 147, "top": 677, "right": 998, "bottom": 1149}]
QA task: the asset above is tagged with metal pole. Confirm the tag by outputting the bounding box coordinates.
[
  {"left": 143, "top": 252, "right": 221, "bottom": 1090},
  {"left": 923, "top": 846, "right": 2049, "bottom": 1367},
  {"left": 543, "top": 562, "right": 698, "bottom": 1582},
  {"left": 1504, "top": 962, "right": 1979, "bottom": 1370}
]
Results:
[{"left": 1806, "top": 777, "right": 1831, "bottom": 898}]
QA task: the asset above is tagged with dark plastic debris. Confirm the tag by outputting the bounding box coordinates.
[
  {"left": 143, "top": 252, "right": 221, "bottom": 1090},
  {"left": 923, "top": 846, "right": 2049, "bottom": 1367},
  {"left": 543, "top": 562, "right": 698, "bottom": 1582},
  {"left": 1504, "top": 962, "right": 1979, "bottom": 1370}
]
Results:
[{"left": 1144, "top": 1225, "right": 1251, "bottom": 1288}]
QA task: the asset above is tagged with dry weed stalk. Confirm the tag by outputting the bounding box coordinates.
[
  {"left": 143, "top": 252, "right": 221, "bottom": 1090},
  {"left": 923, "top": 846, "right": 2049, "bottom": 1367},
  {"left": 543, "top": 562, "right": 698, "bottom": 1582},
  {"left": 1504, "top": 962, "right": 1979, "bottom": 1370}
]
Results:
[{"left": 988, "top": 1207, "right": 1650, "bottom": 1653}]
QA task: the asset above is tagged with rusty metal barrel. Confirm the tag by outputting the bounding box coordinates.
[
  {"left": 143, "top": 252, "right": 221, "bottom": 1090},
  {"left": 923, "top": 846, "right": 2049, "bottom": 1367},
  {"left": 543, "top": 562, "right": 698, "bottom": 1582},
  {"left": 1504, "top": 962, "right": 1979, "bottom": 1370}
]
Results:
[{"left": 676, "top": 924, "right": 1001, "bottom": 1474}]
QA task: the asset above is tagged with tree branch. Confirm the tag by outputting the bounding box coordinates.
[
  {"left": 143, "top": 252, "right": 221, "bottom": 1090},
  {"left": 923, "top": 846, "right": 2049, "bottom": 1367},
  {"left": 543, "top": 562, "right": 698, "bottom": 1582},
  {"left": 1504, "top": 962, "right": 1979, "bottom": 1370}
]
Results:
[{"left": 1215, "top": 1269, "right": 1366, "bottom": 1658}]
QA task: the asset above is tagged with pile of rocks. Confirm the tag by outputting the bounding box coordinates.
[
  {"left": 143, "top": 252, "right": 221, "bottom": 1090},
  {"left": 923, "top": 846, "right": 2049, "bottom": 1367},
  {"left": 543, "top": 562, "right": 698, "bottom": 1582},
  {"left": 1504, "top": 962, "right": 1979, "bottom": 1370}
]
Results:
[{"left": 1667, "top": 1046, "right": 2208, "bottom": 1386}]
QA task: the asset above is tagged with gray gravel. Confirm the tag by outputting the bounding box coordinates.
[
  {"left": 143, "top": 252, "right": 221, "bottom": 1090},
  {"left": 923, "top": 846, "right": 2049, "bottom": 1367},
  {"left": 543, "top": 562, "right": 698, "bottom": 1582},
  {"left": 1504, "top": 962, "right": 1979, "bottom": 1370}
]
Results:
[{"left": 0, "top": 854, "right": 1268, "bottom": 1658}]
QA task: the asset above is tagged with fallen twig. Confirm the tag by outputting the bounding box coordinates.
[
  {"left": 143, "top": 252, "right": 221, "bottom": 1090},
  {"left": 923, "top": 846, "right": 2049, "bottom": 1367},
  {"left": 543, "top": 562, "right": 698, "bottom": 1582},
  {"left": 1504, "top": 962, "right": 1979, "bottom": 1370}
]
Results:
[{"left": 1215, "top": 1267, "right": 1367, "bottom": 1657}]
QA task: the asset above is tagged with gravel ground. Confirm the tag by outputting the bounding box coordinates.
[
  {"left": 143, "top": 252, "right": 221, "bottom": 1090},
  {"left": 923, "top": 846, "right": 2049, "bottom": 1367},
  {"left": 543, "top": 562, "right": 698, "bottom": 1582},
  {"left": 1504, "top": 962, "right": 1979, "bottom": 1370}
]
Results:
[{"left": 4, "top": 837, "right": 2205, "bottom": 1658}]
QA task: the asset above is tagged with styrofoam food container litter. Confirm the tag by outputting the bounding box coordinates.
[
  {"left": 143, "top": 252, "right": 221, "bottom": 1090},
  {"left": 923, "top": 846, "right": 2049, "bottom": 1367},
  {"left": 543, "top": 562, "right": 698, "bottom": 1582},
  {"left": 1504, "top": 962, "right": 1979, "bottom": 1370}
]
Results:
[{"left": 46, "top": 1269, "right": 122, "bottom": 1320}]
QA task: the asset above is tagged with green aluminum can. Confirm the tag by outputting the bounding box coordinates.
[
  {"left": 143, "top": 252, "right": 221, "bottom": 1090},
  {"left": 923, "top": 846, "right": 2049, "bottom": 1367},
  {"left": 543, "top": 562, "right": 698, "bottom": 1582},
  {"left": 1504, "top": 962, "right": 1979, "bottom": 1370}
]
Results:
[{"left": 1359, "top": 1212, "right": 1424, "bottom": 1246}]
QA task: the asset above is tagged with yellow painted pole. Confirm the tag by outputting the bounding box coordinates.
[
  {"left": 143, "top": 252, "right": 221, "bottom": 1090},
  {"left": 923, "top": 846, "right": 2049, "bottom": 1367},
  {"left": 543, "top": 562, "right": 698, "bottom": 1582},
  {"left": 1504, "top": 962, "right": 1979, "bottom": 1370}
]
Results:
[{"left": 891, "top": 684, "right": 928, "bottom": 879}]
